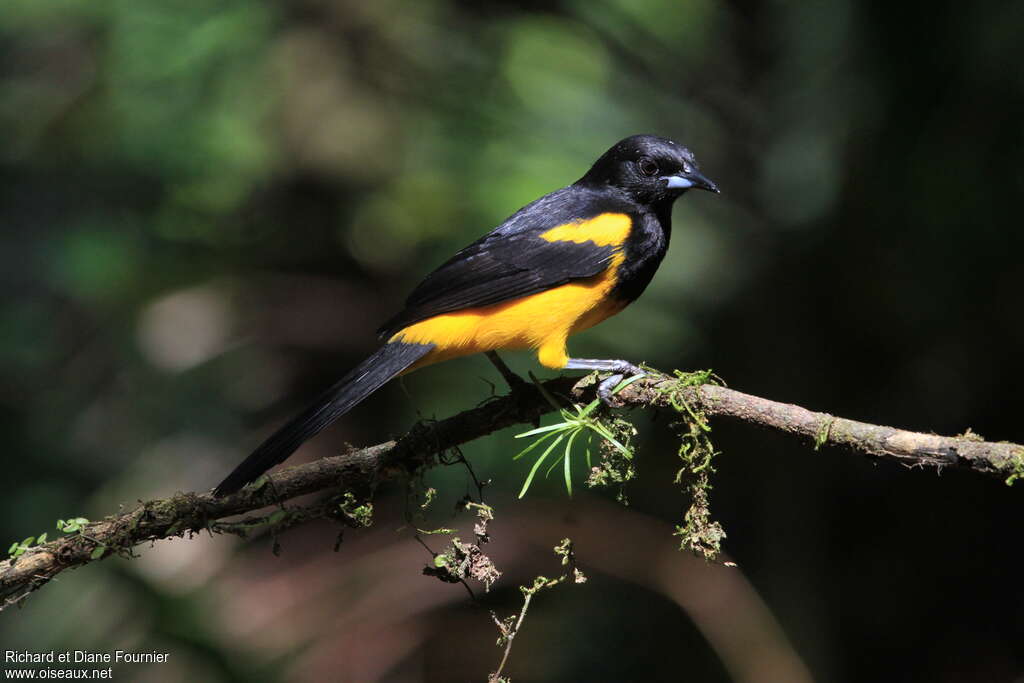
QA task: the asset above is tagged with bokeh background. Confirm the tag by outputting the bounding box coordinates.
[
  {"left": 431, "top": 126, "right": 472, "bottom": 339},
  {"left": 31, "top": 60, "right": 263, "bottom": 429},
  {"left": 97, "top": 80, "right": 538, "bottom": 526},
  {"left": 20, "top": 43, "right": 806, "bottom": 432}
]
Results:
[{"left": 2, "top": 0, "right": 1023, "bottom": 680}]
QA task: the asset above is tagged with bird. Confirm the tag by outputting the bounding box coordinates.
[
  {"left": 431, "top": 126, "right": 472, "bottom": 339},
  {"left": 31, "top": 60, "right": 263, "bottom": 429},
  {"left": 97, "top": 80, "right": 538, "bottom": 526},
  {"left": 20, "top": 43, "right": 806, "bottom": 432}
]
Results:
[{"left": 213, "top": 134, "right": 719, "bottom": 496}]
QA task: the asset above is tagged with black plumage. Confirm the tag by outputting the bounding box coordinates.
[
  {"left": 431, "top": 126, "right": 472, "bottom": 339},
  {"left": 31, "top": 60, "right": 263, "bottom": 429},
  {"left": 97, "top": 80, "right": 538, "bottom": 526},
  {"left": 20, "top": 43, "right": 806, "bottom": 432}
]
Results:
[
  {"left": 213, "top": 341, "right": 433, "bottom": 496},
  {"left": 213, "top": 134, "right": 717, "bottom": 496}
]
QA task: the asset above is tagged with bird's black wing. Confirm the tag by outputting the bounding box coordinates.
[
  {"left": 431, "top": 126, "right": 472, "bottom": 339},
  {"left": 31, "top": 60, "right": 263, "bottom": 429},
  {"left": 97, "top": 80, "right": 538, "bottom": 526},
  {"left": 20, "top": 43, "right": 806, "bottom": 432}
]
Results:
[{"left": 377, "top": 186, "right": 634, "bottom": 338}]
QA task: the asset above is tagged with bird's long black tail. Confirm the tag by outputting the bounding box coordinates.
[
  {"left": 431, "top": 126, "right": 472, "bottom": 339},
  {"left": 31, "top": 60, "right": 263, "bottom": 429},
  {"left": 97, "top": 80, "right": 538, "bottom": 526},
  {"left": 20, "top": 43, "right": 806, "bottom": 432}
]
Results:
[{"left": 213, "top": 341, "right": 434, "bottom": 496}]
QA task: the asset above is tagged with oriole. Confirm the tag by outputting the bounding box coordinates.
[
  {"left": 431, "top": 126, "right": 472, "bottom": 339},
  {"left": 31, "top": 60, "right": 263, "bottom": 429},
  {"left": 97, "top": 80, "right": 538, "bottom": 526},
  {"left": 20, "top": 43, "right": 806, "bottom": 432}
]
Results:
[{"left": 214, "top": 134, "right": 718, "bottom": 495}]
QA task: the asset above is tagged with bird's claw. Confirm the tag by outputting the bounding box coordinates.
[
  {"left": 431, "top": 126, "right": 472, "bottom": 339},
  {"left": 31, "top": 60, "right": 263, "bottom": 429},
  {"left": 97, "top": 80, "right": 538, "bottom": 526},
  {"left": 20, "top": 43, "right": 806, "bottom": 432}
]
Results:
[{"left": 596, "top": 364, "right": 645, "bottom": 407}]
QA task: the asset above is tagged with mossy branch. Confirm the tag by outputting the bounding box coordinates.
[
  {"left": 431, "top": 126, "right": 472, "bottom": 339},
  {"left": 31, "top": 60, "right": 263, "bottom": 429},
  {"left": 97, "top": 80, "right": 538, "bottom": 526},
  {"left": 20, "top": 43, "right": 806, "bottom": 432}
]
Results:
[{"left": 2, "top": 370, "right": 1021, "bottom": 610}]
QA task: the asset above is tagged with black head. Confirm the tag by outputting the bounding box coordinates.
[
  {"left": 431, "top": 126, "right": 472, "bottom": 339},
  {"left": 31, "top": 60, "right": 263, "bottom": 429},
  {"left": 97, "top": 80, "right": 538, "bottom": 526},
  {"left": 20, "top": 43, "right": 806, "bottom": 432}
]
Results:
[{"left": 577, "top": 134, "right": 719, "bottom": 205}]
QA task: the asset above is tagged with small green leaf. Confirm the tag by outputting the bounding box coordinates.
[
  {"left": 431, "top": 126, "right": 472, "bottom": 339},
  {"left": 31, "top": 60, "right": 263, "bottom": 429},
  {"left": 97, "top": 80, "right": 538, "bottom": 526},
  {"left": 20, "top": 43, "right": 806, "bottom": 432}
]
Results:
[
  {"left": 512, "top": 427, "right": 562, "bottom": 461},
  {"left": 90, "top": 545, "right": 106, "bottom": 560},
  {"left": 591, "top": 424, "right": 630, "bottom": 457},
  {"left": 519, "top": 432, "right": 566, "bottom": 498},
  {"left": 515, "top": 422, "right": 570, "bottom": 439},
  {"left": 58, "top": 517, "right": 89, "bottom": 533},
  {"left": 564, "top": 428, "right": 580, "bottom": 496},
  {"left": 578, "top": 398, "right": 603, "bottom": 419},
  {"left": 612, "top": 373, "right": 646, "bottom": 394},
  {"left": 36, "top": 533, "right": 47, "bottom": 545}
]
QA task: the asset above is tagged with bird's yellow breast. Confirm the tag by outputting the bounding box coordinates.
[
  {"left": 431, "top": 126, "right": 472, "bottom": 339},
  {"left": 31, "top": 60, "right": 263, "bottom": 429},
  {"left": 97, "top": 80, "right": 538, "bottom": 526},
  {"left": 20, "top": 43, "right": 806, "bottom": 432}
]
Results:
[{"left": 392, "top": 212, "right": 632, "bottom": 370}]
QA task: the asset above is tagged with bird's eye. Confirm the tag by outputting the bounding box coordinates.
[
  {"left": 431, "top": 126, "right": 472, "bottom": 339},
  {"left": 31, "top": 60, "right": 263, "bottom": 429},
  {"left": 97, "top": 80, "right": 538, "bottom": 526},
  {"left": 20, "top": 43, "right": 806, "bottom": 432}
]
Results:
[{"left": 638, "top": 157, "right": 659, "bottom": 177}]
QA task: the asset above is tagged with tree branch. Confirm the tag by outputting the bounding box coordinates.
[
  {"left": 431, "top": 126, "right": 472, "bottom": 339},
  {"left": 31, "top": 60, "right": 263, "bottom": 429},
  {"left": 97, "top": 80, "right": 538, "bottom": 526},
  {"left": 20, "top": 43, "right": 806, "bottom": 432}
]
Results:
[
  {"left": 3, "top": 371, "right": 1020, "bottom": 610},
  {"left": 621, "top": 380, "right": 1023, "bottom": 476}
]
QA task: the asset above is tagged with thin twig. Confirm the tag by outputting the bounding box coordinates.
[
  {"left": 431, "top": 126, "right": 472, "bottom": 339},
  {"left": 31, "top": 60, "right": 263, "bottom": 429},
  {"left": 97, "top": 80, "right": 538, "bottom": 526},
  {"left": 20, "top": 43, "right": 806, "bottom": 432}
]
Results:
[
  {"left": 490, "top": 590, "right": 535, "bottom": 682},
  {"left": 489, "top": 538, "right": 584, "bottom": 681}
]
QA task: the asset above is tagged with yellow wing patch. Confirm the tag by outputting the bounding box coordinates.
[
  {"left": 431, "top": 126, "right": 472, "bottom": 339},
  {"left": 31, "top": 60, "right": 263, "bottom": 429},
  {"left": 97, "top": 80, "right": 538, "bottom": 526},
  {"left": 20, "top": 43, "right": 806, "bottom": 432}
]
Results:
[
  {"left": 540, "top": 212, "right": 633, "bottom": 246},
  {"left": 394, "top": 212, "right": 633, "bottom": 371}
]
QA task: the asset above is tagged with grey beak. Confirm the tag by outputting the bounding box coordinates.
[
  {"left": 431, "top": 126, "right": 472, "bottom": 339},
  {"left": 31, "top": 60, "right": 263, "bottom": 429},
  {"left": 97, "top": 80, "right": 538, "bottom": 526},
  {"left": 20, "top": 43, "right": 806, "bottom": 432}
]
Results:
[{"left": 663, "top": 171, "right": 720, "bottom": 194}]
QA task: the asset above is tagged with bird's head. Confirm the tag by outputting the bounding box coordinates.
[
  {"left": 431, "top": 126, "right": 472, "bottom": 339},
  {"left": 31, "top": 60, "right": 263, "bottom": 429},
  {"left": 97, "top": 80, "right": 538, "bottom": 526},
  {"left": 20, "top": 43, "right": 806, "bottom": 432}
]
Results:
[{"left": 578, "top": 134, "right": 719, "bottom": 205}]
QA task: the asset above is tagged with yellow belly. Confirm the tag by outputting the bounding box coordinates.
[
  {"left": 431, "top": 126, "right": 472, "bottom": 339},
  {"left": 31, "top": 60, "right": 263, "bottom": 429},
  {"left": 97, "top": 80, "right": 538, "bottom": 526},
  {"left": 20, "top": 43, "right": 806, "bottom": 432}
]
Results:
[{"left": 391, "top": 212, "right": 632, "bottom": 370}]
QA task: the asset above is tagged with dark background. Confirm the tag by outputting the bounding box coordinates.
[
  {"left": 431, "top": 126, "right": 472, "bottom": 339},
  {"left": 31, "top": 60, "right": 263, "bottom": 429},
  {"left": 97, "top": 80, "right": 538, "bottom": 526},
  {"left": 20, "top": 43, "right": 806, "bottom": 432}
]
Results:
[{"left": 1, "top": 0, "right": 1022, "bottom": 680}]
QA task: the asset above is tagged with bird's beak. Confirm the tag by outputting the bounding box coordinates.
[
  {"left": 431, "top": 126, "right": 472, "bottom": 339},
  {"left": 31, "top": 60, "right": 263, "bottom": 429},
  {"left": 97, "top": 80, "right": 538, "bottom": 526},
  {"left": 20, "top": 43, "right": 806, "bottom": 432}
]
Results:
[{"left": 663, "top": 171, "right": 720, "bottom": 194}]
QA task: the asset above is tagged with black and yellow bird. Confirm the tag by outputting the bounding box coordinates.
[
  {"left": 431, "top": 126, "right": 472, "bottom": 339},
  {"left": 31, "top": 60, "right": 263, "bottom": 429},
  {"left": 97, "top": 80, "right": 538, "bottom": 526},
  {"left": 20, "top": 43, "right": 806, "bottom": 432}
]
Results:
[{"left": 213, "top": 135, "right": 718, "bottom": 496}]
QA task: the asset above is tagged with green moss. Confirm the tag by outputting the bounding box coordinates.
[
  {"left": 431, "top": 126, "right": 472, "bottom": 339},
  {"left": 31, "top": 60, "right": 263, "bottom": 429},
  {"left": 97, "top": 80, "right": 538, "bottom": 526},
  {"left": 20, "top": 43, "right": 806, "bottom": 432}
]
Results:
[
  {"left": 814, "top": 417, "right": 834, "bottom": 451},
  {"left": 584, "top": 414, "right": 638, "bottom": 504},
  {"left": 339, "top": 492, "right": 374, "bottom": 528},
  {"left": 1003, "top": 449, "right": 1024, "bottom": 487},
  {"left": 659, "top": 370, "right": 727, "bottom": 561},
  {"left": 424, "top": 535, "right": 501, "bottom": 589},
  {"left": 666, "top": 368, "right": 722, "bottom": 388}
]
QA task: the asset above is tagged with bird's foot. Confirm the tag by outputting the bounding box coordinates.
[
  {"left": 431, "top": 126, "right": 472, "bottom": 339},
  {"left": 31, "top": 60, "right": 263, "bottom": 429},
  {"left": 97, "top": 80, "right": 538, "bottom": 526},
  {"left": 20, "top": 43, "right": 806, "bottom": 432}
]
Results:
[{"left": 564, "top": 358, "right": 645, "bottom": 407}]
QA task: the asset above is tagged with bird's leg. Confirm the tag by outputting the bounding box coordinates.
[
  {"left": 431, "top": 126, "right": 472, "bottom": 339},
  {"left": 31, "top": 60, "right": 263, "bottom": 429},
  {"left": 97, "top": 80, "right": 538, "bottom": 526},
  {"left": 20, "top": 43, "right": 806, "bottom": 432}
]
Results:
[
  {"left": 485, "top": 351, "right": 528, "bottom": 391},
  {"left": 563, "top": 358, "right": 645, "bottom": 405}
]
